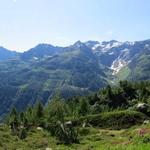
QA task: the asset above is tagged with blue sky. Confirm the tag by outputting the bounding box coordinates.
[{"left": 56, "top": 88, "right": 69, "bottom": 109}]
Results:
[{"left": 0, "top": 0, "right": 150, "bottom": 51}]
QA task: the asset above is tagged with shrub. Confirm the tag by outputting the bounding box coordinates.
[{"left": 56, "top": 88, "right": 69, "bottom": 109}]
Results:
[
  {"left": 142, "top": 135, "right": 150, "bottom": 143},
  {"left": 18, "top": 128, "right": 27, "bottom": 139},
  {"left": 78, "top": 128, "right": 90, "bottom": 136},
  {"left": 71, "top": 111, "right": 148, "bottom": 129},
  {"left": 46, "top": 121, "right": 79, "bottom": 144}
]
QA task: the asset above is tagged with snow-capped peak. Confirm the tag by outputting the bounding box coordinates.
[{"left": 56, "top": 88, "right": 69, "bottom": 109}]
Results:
[
  {"left": 84, "top": 41, "right": 100, "bottom": 50},
  {"left": 92, "top": 43, "right": 101, "bottom": 50},
  {"left": 72, "top": 41, "right": 86, "bottom": 48},
  {"left": 89, "top": 40, "right": 123, "bottom": 52},
  {"left": 125, "top": 41, "right": 135, "bottom": 45},
  {"left": 100, "top": 41, "right": 123, "bottom": 52}
]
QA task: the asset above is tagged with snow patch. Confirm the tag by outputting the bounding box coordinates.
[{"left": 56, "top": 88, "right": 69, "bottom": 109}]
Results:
[
  {"left": 101, "top": 41, "right": 123, "bottom": 52},
  {"left": 33, "top": 57, "right": 39, "bottom": 60},
  {"left": 111, "top": 42, "right": 123, "bottom": 47},
  {"left": 92, "top": 44, "right": 101, "bottom": 50},
  {"left": 92, "top": 41, "right": 123, "bottom": 52},
  {"left": 108, "top": 52, "right": 114, "bottom": 55},
  {"left": 44, "top": 55, "right": 53, "bottom": 58},
  {"left": 111, "top": 58, "right": 128, "bottom": 75},
  {"left": 110, "top": 80, "right": 115, "bottom": 84},
  {"left": 122, "top": 48, "right": 129, "bottom": 52},
  {"left": 144, "top": 44, "right": 149, "bottom": 49},
  {"left": 125, "top": 41, "right": 135, "bottom": 45}
]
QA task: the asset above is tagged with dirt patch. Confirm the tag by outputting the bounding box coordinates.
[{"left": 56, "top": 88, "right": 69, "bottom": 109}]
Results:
[
  {"left": 112, "top": 140, "right": 132, "bottom": 145},
  {"left": 138, "top": 128, "right": 150, "bottom": 136}
]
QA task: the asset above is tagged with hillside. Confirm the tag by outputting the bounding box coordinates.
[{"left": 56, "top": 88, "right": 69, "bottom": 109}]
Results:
[
  {"left": 0, "top": 39, "right": 150, "bottom": 116},
  {"left": 0, "top": 47, "right": 19, "bottom": 61},
  {"left": 0, "top": 41, "right": 108, "bottom": 116},
  {"left": 1, "top": 120, "right": 150, "bottom": 150},
  {"left": 3, "top": 81, "right": 150, "bottom": 150}
]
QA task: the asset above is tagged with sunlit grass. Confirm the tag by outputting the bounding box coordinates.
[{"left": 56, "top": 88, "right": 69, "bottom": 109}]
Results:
[{"left": 1, "top": 124, "right": 150, "bottom": 149}]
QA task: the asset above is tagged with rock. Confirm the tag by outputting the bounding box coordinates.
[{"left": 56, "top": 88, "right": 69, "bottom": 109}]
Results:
[
  {"left": 136, "top": 103, "right": 149, "bottom": 112},
  {"left": 46, "top": 148, "right": 52, "bottom": 150},
  {"left": 82, "top": 122, "right": 86, "bottom": 128},
  {"left": 137, "top": 103, "right": 148, "bottom": 108},
  {"left": 20, "top": 125, "right": 24, "bottom": 129},
  {"left": 37, "top": 127, "right": 43, "bottom": 130},
  {"left": 65, "top": 121, "right": 72, "bottom": 127},
  {"left": 143, "top": 120, "right": 150, "bottom": 124}
]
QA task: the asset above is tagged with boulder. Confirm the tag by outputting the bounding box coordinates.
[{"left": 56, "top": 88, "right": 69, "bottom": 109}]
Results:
[
  {"left": 37, "top": 127, "right": 43, "bottom": 130},
  {"left": 143, "top": 120, "right": 150, "bottom": 124},
  {"left": 136, "top": 103, "right": 149, "bottom": 113},
  {"left": 46, "top": 148, "right": 52, "bottom": 150}
]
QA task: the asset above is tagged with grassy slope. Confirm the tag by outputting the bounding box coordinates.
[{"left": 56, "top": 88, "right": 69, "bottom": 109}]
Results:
[
  {"left": 116, "top": 66, "right": 131, "bottom": 81},
  {"left": 1, "top": 124, "right": 150, "bottom": 150},
  {"left": 108, "top": 66, "right": 131, "bottom": 85}
]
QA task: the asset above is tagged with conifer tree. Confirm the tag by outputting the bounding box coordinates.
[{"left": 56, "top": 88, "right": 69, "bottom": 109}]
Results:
[
  {"left": 9, "top": 107, "right": 19, "bottom": 135},
  {"left": 46, "top": 95, "right": 67, "bottom": 123},
  {"left": 106, "top": 85, "right": 112, "bottom": 98},
  {"left": 33, "top": 101, "right": 44, "bottom": 126},
  {"left": 78, "top": 97, "right": 89, "bottom": 116},
  {"left": 26, "top": 105, "right": 33, "bottom": 124}
]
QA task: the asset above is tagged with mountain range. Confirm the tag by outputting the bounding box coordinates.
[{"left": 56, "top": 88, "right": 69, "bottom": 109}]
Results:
[{"left": 0, "top": 39, "right": 150, "bottom": 116}]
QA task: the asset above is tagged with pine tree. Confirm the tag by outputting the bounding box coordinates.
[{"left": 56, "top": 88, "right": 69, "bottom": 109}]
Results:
[
  {"left": 106, "top": 85, "right": 112, "bottom": 98},
  {"left": 34, "top": 101, "right": 44, "bottom": 119},
  {"left": 26, "top": 105, "right": 33, "bottom": 125},
  {"left": 46, "top": 96, "right": 66, "bottom": 123},
  {"left": 19, "top": 112, "right": 25, "bottom": 124},
  {"left": 33, "top": 101, "right": 44, "bottom": 126},
  {"left": 19, "top": 128, "right": 27, "bottom": 139},
  {"left": 9, "top": 107, "right": 19, "bottom": 135},
  {"left": 78, "top": 97, "right": 89, "bottom": 116}
]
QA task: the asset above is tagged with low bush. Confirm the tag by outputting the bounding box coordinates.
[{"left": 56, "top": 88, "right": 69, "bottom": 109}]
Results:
[
  {"left": 18, "top": 128, "right": 27, "bottom": 139},
  {"left": 46, "top": 121, "right": 79, "bottom": 144},
  {"left": 142, "top": 135, "right": 150, "bottom": 143},
  {"left": 71, "top": 111, "right": 148, "bottom": 129},
  {"left": 78, "top": 128, "right": 90, "bottom": 136}
]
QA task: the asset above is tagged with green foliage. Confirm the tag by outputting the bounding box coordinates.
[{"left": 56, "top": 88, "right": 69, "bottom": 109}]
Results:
[
  {"left": 34, "top": 101, "right": 44, "bottom": 119},
  {"left": 44, "top": 96, "right": 79, "bottom": 144},
  {"left": 18, "top": 128, "right": 27, "bottom": 139},
  {"left": 5, "top": 80, "right": 150, "bottom": 145},
  {"left": 116, "top": 66, "right": 131, "bottom": 81},
  {"left": 128, "top": 52, "right": 150, "bottom": 81},
  {"left": 0, "top": 44, "right": 108, "bottom": 116},
  {"left": 46, "top": 96, "right": 67, "bottom": 123},
  {"left": 33, "top": 101, "right": 44, "bottom": 126},
  {"left": 106, "top": 85, "right": 112, "bottom": 98},
  {"left": 142, "top": 135, "right": 150, "bottom": 143},
  {"left": 78, "top": 128, "right": 90, "bottom": 136},
  {"left": 90, "top": 102, "right": 102, "bottom": 114},
  {"left": 54, "top": 122, "right": 79, "bottom": 144},
  {"left": 8, "top": 107, "right": 19, "bottom": 135},
  {"left": 25, "top": 105, "right": 33, "bottom": 125},
  {"left": 78, "top": 97, "right": 89, "bottom": 116},
  {"left": 71, "top": 111, "right": 148, "bottom": 129}
]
